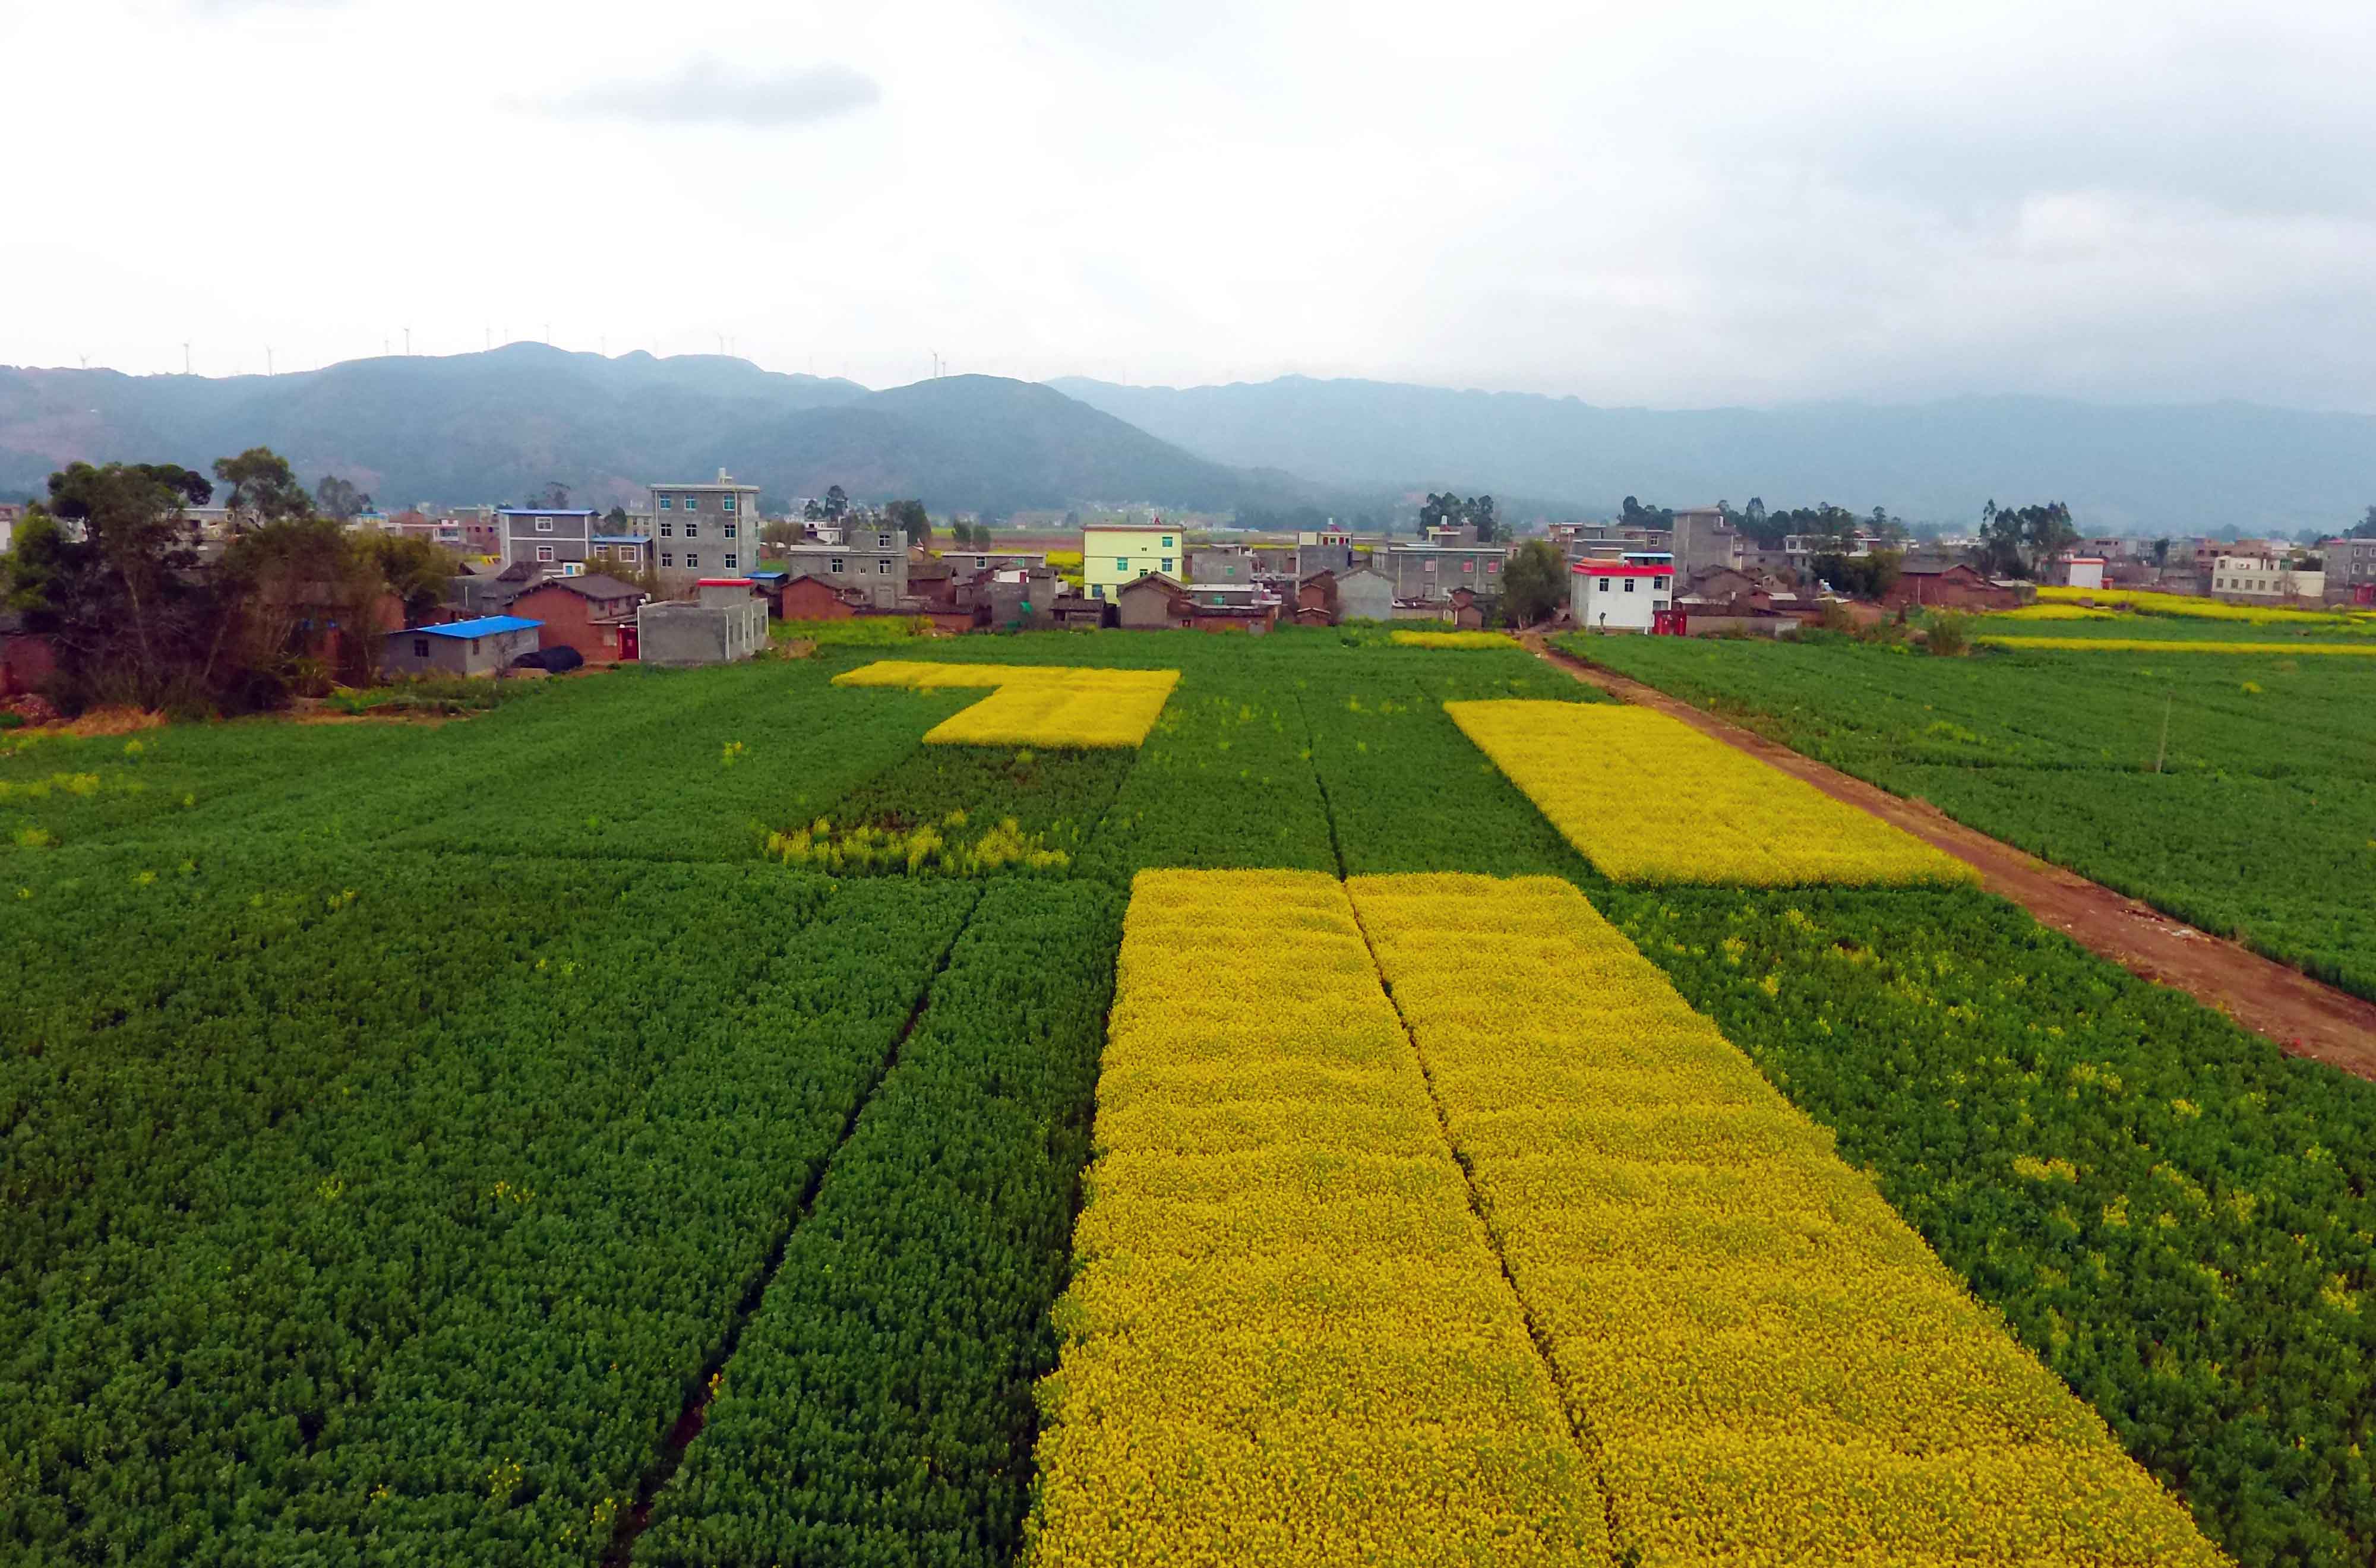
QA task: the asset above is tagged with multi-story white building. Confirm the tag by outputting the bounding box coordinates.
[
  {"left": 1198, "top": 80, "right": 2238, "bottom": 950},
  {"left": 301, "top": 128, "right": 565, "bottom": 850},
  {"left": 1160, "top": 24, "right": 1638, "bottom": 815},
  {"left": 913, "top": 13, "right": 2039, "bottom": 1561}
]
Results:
[
  {"left": 2210, "top": 554, "right": 2324, "bottom": 602},
  {"left": 1569, "top": 559, "right": 1675, "bottom": 631}
]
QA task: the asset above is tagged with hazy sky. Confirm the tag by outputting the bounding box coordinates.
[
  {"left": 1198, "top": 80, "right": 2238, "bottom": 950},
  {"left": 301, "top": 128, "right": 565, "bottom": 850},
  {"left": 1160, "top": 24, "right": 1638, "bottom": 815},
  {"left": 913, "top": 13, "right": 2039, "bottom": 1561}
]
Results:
[{"left": 7, "top": 0, "right": 2374, "bottom": 410}]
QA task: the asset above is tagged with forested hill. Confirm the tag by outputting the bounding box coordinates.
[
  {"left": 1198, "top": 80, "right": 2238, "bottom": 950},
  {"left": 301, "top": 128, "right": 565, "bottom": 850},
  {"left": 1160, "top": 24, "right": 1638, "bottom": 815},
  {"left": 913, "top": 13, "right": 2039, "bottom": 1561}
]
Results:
[
  {"left": 1049, "top": 374, "right": 2376, "bottom": 533},
  {"left": 0, "top": 347, "right": 1317, "bottom": 516}
]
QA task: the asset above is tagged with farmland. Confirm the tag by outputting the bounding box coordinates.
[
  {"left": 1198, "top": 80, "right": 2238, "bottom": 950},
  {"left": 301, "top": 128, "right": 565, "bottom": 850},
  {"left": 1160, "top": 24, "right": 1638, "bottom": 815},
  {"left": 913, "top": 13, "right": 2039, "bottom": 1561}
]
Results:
[
  {"left": 1562, "top": 630, "right": 2376, "bottom": 1004},
  {"left": 4, "top": 629, "right": 2371, "bottom": 1567}
]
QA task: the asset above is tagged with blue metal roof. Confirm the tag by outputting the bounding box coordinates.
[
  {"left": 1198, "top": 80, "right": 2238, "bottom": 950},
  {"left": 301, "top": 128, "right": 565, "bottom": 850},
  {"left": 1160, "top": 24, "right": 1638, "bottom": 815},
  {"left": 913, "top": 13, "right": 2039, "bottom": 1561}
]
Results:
[{"left": 410, "top": 615, "right": 542, "bottom": 640}]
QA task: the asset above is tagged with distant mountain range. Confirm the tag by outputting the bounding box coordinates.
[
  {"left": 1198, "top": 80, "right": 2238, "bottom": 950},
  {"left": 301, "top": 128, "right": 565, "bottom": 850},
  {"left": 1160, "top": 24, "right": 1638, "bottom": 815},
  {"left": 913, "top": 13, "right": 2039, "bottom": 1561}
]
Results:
[
  {"left": 5, "top": 346, "right": 2366, "bottom": 533},
  {"left": 0, "top": 346, "right": 1320, "bottom": 517},
  {"left": 1050, "top": 375, "right": 2376, "bottom": 534}
]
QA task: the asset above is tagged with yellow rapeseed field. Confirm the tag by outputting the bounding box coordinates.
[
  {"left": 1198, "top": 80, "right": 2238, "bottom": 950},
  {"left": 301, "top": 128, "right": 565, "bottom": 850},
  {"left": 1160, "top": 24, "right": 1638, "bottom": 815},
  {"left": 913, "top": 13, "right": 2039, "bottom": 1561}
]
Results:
[
  {"left": 1980, "top": 636, "right": 2376, "bottom": 656},
  {"left": 1389, "top": 630, "right": 1521, "bottom": 649},
  {"left": 2035, "top": 586, "right": 2376, "bottom": 627},
  {"left": 832, "top": 661, "right": 1180, "bottom": 747},
  {"left": 1346, "top": 872, "right": 2229, "bottom": 1568},
  {"left": 1025, "top": 869, "right": 1610, "bottom": 1568},
  {"left": 1985, "top": 603, "right": 2126, "bottom": 621},
  {"left": 1445, "top": 700, "right": 1974, "bottom": 886}
]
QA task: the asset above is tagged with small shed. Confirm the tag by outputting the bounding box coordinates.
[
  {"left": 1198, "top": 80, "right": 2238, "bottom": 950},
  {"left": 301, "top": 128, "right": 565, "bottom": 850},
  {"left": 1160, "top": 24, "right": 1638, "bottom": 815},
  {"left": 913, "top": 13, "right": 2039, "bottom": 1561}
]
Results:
[
  {"left": 2066, "top": 557, "right": 2107, "bottom": 591},
  {"left": 383, "top": 615, "right": 543, "bottom": 676},
  {"left": 638, "top": 584, "right": 769, "bottom": 667},
  {"left": 1116, "top": 572, "right": 1190, "bottom": 630}
]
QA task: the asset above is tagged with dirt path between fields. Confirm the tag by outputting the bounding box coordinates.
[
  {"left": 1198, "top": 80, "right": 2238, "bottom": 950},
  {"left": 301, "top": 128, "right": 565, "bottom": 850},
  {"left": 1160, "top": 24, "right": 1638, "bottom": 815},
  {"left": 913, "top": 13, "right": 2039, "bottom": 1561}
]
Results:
[{"left": 1525, "top": 636, "right": 2376, "bottom": 1083}]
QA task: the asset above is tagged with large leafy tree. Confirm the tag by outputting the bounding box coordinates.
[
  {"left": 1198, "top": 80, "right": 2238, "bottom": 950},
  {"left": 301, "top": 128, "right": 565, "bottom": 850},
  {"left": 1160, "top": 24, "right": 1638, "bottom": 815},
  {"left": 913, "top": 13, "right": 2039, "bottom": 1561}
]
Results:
[
  {"left": 1498, "top": 539, "right": 1567, "bottom": 625},
  {"left": 1973, "top": 500, "right": 2076, "bottom": 578},
  {"left": 213, "top": 447, "right": 311, "bottom": 530},
  {"left": 884, "top": 498, "right": 931, "bottom": 547},
  {"left": 315, "top": 474, "right": 374, "bottom": 521},
  {"left": 16, "top": 461, "right": 226, "bottom": 707}
]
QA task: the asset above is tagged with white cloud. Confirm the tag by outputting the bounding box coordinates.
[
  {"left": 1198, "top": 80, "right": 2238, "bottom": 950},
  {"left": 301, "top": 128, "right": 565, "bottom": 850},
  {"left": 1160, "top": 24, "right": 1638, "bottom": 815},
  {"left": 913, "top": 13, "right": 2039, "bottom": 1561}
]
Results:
[{"left": 3, "top": 0, "right": 2373, "bottom": 412}]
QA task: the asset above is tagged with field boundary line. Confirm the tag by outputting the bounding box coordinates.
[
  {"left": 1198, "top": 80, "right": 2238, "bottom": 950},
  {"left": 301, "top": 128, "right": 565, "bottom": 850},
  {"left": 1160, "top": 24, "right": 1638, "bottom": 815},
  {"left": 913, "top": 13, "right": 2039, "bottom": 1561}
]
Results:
[
  {"left": 1341, "top": 881, "right": 1626, "bottom": 1560},
  {"left": 604, "top": 886, "right": 984, "bottom": 1564},
  {"left": 1522, "top": 634, "right": 2376, "bottom": 1082}
]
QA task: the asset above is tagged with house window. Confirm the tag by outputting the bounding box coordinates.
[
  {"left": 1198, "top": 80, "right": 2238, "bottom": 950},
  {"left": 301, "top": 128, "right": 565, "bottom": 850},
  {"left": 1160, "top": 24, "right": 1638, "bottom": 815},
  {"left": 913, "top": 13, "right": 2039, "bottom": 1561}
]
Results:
[
  {"left": 1425, "top": 559, "right": 1437, "bottom": 572},
  {"left": 1487, "top": 559, "right": 1499, "bottom": 573},
  {"left": 1162, "top": 536, "right": 1174, "bottom": 549},
  {"left": 660, "top": 520, "right": 674, "bottom": 538},
  {"left": 621, "top": 548, "right": 638, "bottom": 564},
  {"left": 660, "top": 551, "right": 674, "bottom": 567},
  {"left": 1624, "top": 578, "right": 1636, "bottom": 593},
  {"left": 536, "top": 544, "right": 555, "bottom": 563},
  {"left": 723, "top": 523, "right": 737, "bottom": 539},
  {"left": 535, "top": 516, "right": 553, "bottom": 532},
  {"left": 1464, "top": 559, "right": 1475, "bottom": 573},
  {"left": 681, "top": 495, "right": 699, "bottom": 512},
  {"left": 722, "top": 495, "right": 736, "bottom": 513},
  {"left": 877, "top": 532, "right": 893, "bottom": 549},
  {"left": 412, "top": 637, "right": 429, "bottom": 657},
  {"left": 593, "top": 544, "right": 609, "bottom": 560},
  {"left": 1597, "top": 577, "right": 1611, "bottom": 591},
  {"left": 1116, "top": 557, "right": 1130, "bottom": 571},
  {"left": 878, "top": 557, "right": 892, "bottom": 574},
  {"left": 724, "top": 554, "right": 737, "bottom": 569},
  {"left": 1657, "top": 576, "right": 1670, "bottom": 590},
  {"left": 977, "top": 555, "right": 989, "bottom": 568},
  {"left": 685, "top": 521, "right": 699, "bottom": 539},
  {"left": 659, "top": 495, "right": 674, "bottom": 510},
  {"left": 686, "top": 554, "right": 699, "bottom": 569},
  {"left": 1162, "top": 558, "right": 1174, "bottom": 573},
  {"left": 830, "top": 556, "right": 845, "bottom": 573}
]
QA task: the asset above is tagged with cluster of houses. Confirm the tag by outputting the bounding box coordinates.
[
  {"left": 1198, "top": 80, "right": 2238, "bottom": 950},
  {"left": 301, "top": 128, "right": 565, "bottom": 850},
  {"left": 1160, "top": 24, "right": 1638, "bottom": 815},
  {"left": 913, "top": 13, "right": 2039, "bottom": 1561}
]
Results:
[{"left": 2057, "top": 535, "right": 2352, "bottom": 605}]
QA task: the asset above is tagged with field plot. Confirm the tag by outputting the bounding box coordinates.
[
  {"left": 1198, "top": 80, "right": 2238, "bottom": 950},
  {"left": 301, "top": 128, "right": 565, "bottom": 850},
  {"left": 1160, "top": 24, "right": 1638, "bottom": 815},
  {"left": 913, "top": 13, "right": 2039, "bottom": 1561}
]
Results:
[
  {"left": 7, "top": 626, "right": 2373, "bottom": 1568},
  {"left": 1448, "top": 698, "right": 1973, "bottom": 886},
  {"left": 833, "top": 661, "right": 1180, "bottom": 747},
  {"left": 1351, "top": 874, "right": 2225, "bottom": 1566},
  {"left": 1027, "top": 870, "right": 1607, "bottom": 1566},
  {"left": 1562, "top": 632, "right": 2376, "bottom": 999}
]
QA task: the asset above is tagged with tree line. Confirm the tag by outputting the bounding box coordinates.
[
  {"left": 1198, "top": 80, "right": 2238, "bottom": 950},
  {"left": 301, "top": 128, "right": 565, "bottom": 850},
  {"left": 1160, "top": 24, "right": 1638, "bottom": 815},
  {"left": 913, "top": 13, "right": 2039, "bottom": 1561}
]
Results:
[{"left": 4, "top": 448, "right": 448, "bottom": 713}]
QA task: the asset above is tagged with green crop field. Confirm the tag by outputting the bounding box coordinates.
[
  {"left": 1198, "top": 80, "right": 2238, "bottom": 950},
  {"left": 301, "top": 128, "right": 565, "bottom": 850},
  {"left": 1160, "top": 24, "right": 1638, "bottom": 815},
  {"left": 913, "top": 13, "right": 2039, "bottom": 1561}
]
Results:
[
  {"left": 4, "top": 630, "right": 2370, "bottom": 1567},
  {"left": 1563, "top": 630, "right": 2376, "bottom": 1003}
]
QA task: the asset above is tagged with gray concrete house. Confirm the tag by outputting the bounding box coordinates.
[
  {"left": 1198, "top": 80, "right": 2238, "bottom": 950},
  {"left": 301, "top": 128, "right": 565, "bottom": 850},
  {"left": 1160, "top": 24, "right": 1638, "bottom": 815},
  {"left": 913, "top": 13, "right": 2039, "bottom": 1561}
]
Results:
[
  {"left": 382, "top": 615, "right": 542, "bottom": 676},
  {"left": 1335, "top": 564, "right": 1395, "bottom": 622},
  {"left": 647, "top": 470, "right": 761, "bottom": 581},
  {"left": 501, "top": 508, "right": 596, "bottom": 573},
  {"left": 777, "top": 539, "right": 909, "bottom": 609},
  {"left": 637, "top": 581, "right": 769, "bottom": 667},
  {"left": 1385, "top": 543, "right": 1508, "bottom": 602}
]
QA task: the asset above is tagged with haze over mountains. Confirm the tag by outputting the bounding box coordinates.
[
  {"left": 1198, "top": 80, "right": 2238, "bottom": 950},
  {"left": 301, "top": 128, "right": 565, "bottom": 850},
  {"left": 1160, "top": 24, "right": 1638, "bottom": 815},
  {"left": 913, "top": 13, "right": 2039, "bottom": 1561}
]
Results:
[
  {"left": 0, "top": 346, "right": 1312, "bottom": 517},
  {"left": 2, "top": 343, "right": 2368, "bottom": 533},
  {"left": 1052, "top": 377, "right": 2376, "bottom": 535}
]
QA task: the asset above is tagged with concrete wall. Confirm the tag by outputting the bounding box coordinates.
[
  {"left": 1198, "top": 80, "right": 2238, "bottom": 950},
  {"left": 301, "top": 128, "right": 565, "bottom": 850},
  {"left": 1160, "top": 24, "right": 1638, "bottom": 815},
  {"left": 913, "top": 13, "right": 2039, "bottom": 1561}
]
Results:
[
  {"left": 777, "top": 543, "right": 909, "bottom": 609},
  {"left": 637, "top": 600, "right": 769, "bottom": 667},
  {"left": 1336, "top": 570, "right": 1394, "bottom": 622}
]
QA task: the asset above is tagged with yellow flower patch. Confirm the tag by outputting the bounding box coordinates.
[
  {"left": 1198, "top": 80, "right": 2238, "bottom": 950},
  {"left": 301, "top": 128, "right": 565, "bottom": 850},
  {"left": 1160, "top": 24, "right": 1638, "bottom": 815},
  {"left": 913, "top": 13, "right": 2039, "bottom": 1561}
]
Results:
[
  {"left": 1446, "top": 700, "right": 1974, "bottom": 886},
  {"left": 1345, "top": 872, "right": 2228, "bottom": 1568},
  {"left": 1026, "top": 869, "right": 1609, "bottom": 1568},
  {"left": 1390, "top": 630, "right": 1521, "bottom": 649},
  {"left": 832, "top": 661, "right": 1179, "bottom": 747},
  {"left": 1980, "top": 636, "right": 2376, "bottom": 656},
  {"left": 2036, "top": 585, "right": 2376, "bottom": 627}
]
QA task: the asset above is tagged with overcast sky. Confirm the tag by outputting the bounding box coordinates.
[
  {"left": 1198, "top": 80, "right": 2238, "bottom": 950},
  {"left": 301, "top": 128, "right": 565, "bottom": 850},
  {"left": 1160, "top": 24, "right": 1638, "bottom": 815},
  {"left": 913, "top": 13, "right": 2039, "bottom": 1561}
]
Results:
[{"left": 6, "top": 0, "right": 2373, "bottom": 410}]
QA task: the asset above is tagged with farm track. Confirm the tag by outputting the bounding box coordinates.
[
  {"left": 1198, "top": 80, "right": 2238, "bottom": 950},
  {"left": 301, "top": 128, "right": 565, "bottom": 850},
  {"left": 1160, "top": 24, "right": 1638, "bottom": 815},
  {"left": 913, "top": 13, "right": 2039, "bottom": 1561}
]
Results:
[{"left": 1528, "top": 636, "right": 2376, "bottom": 1083}]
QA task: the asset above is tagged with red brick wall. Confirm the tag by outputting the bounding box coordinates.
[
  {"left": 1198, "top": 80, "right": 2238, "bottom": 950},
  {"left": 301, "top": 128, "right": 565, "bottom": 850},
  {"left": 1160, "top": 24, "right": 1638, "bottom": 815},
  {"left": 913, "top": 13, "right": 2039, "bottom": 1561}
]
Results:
[
  {"left": 781, "top": 578, "right": 855, "bottom": 620},
  {"left": 513, "top": 586, "right": 636, "bottom": 663}
]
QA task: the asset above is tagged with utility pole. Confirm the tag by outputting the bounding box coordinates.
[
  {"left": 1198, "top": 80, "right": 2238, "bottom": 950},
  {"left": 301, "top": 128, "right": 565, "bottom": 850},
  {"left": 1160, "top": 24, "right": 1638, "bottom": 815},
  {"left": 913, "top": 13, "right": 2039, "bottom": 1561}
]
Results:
[{"left": 182, "top": 343, "right": 191, "bottom": 375}]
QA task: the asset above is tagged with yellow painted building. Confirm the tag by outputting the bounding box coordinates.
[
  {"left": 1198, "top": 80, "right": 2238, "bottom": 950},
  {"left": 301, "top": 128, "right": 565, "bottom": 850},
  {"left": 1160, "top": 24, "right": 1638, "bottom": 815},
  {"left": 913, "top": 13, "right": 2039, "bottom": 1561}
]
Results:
[{"left": 1080, "top": 523, "right": 1180, "bottom": 600}]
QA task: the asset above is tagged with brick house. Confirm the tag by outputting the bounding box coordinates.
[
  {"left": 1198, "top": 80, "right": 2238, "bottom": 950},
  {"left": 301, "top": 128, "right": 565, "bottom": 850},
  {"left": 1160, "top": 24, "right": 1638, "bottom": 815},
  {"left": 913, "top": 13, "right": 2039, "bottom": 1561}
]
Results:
[
  {"left": 1116, "top": 572, "right": 1190, "bottom": 630},
  {"left": 509, "top": 574, "right": 650, "bottom": 663},
  {"left": 1385, "top": 543, "right": 1508, "bottom": 603},
  {"left": 1881, "top": 561, "right": 2027, "bottom": 611},
  {"left": 779, "top": 573, "right": 864, "bottom": 620},
  {"left": 778, "top": 536, "right": 909, "bottom": 609}
]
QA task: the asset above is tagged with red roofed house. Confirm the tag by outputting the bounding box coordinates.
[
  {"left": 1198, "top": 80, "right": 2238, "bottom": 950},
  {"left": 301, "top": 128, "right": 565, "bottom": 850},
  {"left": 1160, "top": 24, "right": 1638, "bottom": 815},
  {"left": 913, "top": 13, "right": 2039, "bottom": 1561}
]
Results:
[
  {"left": 1569, "top": 561, "right": 1674, "bottom": 632},
  {"left": 508, "top": 574, "right": 650, "bottom": 663}
]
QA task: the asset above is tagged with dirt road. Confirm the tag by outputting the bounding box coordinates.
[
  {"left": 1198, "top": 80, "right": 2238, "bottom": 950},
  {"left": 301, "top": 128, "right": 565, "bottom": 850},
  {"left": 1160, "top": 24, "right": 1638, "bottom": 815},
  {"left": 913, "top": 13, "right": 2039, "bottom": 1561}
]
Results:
[{"left": 1528, "top": 637, "right": 2376, "bottom": 1083}]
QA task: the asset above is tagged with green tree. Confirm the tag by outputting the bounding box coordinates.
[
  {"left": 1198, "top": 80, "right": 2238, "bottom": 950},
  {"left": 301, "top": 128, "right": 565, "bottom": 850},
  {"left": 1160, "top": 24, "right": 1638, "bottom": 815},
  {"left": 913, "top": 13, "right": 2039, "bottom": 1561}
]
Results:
[
  {"left": 1813, "top": 548, "right": 1904, "bottom": 601},
  {"left": 823, "top": 484, "right": 849, "bottom": 520},
  {"left": 213, "top": 447, "right": 311, "bottom": 530},
  {"left": 1498, "top": 539, "right": 1567, "bottom": 625},
  {"left": 884, "top": 498, "right": 931, "bottom": 547},
  {"left": 315, "top": 475, "right": 373, "bottom": 521},
  {"left": 533, "top": 480, "right": 571, "bottom": 510},
  {"left": 21, "top": 462, "right": 226, "bottom": 708},
  {"left": 604, "top": 504, "right": 630, "bottom": 529}
]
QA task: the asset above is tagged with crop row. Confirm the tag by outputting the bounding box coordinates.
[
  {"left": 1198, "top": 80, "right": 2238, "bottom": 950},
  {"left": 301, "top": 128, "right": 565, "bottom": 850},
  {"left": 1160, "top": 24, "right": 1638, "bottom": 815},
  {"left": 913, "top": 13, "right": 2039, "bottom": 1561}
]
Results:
[
  {"left": 1556, "top": 630, "right": 2376, "bottom": 998},
  {"left": 3, "top": 848, "right": 974, "bottom": 1564},
  {"left": 1348, "top": 872, "right": 2225, "bottom": 1566},
  {"left": 1026, "top": 870, "right": 1608, "bottom": 1566},
  {"left": 1449, "top": 698, "right": 1972, "bottom": 886},
  {"left": 636, "top": 879, "right": 1122, "bottom": 1566},
  {"left": 1606, "top": 883, "right": 2376, "bottom": 1568}
]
